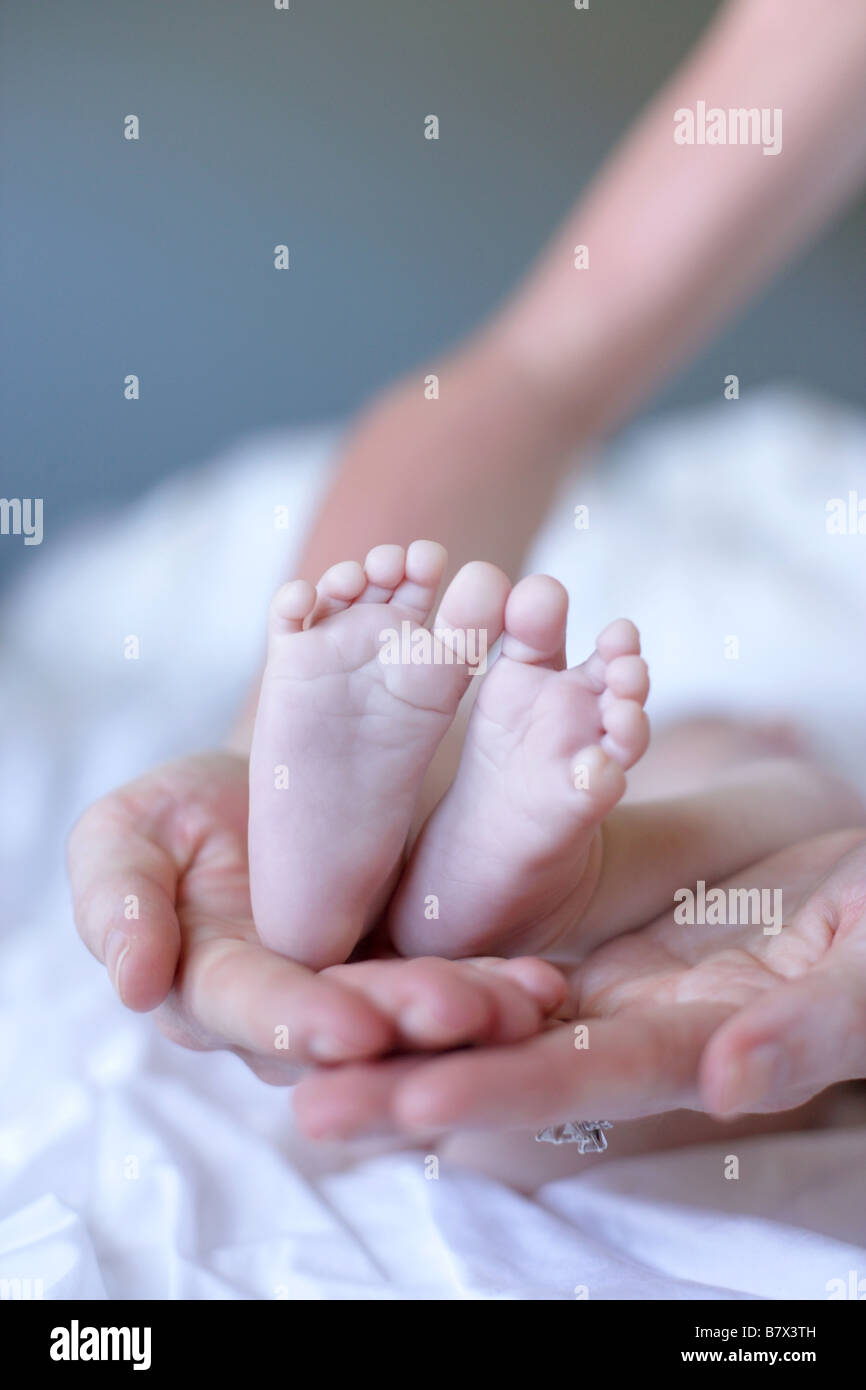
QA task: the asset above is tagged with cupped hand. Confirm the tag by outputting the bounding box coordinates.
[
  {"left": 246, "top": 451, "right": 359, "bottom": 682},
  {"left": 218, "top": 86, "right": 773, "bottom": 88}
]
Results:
[
  {"left": 293, "top": 827, "right": 866, "bottom": 1138},
  {"left": 67, "top": 751, "right": 566, "bottom": 1084}
]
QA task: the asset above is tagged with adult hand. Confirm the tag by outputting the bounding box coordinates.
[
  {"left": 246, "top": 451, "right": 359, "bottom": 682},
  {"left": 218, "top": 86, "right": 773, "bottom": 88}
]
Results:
[
  {"left": 293, "top": 827, "right": 866, "bottom": 1138},
  {"left": 68, "top": 751, "right": 566, "bottom": 1084}
]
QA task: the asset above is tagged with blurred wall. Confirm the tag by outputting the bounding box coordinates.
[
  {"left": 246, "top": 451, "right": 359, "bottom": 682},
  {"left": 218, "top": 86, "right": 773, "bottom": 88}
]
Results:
[{"left": 2, "top": 0, "right": 864, "bottom": 584}]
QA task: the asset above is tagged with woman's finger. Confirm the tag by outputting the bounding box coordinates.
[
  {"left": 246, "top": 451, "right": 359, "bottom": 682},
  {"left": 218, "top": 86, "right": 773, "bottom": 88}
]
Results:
[
  {"left": 294, "top": 1056, "right": 431, "bottom": 1138},
  {"left": 462, "top": 956, "right": 569, "bottom": 1014},
  {"left": 169, "top": 936, "right": 396, "bottom": 1065},
  {"left": 67, "top": 796, "right": 182, "bottom": 1012},
  {"left": 701, "top": 953, "right": 866, "bottom": 1116},
  {"left": 294, "top": 1002, "right": 733, "bottom": 1140},
  {"left": 323, "top": 955, "right": 566, "bottom": 1052}
]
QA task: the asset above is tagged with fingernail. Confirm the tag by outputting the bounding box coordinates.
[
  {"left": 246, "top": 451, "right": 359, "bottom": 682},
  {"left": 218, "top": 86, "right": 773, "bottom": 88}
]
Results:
[
  {"left": 308, "top": 1034, "right": 359, "bottom": 1062},
  {"left": 719, "top": 1044, "right": 786, "bottom": 1115},
  {"left": 399, "top": 1003, "right": 443, "bottom": 1038},
  {"left": 398, "top": 1103, "right": 440, "bottom": 1136},
  {"left": 501, "top": 962, "right": 563, "bottom": 1010},
  {"left": 105, "top": 929, "right": 132, "bottom": 1002}
]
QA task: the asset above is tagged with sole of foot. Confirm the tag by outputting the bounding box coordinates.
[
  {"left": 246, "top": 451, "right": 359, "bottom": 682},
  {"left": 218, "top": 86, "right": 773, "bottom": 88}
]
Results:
[
  {"left": 249, "top": 541, "right": 510, "bottom": 968},
  {"left": 388, "top": 574, "right": 650, "bottom": 960}
]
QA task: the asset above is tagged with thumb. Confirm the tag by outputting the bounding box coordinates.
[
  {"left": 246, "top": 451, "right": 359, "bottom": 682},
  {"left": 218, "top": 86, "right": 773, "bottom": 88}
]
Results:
[
  {"left": 68, "top": 797, "right": 181, "bottom": 1013},
  {"left": 700, "top": 946, "right": 866, "bottom": 1116}
]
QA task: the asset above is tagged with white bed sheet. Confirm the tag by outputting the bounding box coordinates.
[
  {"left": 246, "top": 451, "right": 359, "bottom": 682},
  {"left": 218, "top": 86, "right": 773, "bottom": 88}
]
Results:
[{"left": 2, "top": 393, "right": 866, "bottom": 1301}]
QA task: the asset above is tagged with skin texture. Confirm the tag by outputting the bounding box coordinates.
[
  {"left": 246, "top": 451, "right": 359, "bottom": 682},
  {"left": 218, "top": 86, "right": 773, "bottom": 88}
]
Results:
[
  {"left": 387, "top": 593, "right": 650, "bottom": 962},
  {"left": 249, "top": 545, "right": 512, "bottom": 969},
  {"left": 68, "top": 751, "right": 568, "bottom": 1081},
  {"left": 293, "top": 829, "right": 866, "bottom": 1140},
  {"left": 69, "top": 743, "right": 866, "bottom": 1135}
]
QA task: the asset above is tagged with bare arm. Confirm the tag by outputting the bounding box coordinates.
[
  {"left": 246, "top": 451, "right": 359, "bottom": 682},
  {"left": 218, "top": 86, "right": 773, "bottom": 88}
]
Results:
[
  {"left": 297, "top": 0, "right": 866, "bottom": 583},
  {"left": 496, "top": 0, "right": 866, "bottom": 430},
  {"left": 231, "top": 0, "right": 866, "bottom": 748}
]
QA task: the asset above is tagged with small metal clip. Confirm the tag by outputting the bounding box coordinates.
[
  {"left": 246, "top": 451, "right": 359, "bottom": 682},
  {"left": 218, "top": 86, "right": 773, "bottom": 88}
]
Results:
[{"left": 534, "top": 1119, "right": 613, "bottom": 1152}]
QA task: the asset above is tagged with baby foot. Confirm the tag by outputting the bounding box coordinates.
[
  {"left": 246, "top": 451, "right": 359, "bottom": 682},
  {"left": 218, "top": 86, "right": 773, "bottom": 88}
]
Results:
[
  {"left": 249, "top": 542, "right": 509, "bottom": 969},
  {"left": 387, "top": 575, "right": 650, "bottom": 960}
]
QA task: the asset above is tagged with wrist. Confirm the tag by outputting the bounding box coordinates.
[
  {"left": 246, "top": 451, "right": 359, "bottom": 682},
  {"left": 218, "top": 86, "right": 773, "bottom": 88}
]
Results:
[
  {"left": 481, "top": 289, "right": 603, "bottom": 446},
  {"left": 449, "top": 323, "right": 589, "bottom": 464}
]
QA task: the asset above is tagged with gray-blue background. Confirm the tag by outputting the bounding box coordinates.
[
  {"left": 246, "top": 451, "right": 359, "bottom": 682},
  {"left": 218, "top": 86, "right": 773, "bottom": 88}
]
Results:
[{"left": 2, "top": 0, "right": 864, "bottom": 584}]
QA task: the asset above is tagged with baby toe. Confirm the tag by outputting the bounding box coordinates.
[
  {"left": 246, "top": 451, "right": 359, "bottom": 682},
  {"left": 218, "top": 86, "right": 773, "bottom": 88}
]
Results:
[
  {"left": 432, "top": 559, "right": 510, "bottom": 665},
  {"left": 311, "top": 559, "right": 367, "bottom": 621},
  {"left": 600, "top": 697, "right": 650, "bottom": 768},
  {"left": 577, "top": 617, "right": 642, "bottom": 692},
  {"left": 603, "top": 653, "right": 650, "bottom": 706},
  {"left": 500, "top": 574, "right": 568, "bottom": 667},
  {"left": 596, "top": 618, "right": 641, "bottom": 662},
  {"left": 267, "top": 579, "right": 317, "bottom": 639},
  {"left": 571, "top": 743, "right": 628, "bottom": 815},
  {"left": 358, "top": 543, "right": 406, "bottom": 603},
  {"left": 389, "top": 539, "right": 448, "bottom": 620}
]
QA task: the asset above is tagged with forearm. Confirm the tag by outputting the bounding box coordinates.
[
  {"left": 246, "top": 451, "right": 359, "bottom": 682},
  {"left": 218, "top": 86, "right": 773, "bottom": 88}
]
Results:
[
  {"left": 227, "top": 339, "right": 565, "bottom": 752},
  {"left": 577, "top": 757, "right": 866, "bottom": 952},
  {"left": 295, "top": 336, "right": 571, "bottom": 586},
  {"left": 497, "top": 0, "right": 866, "bottom": 432},
  {"left": 300, "top": 0, "right": 866, "bottom": 590},
  {"left": 236, "top": 0, "right": 866, "bottom": 749}
]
